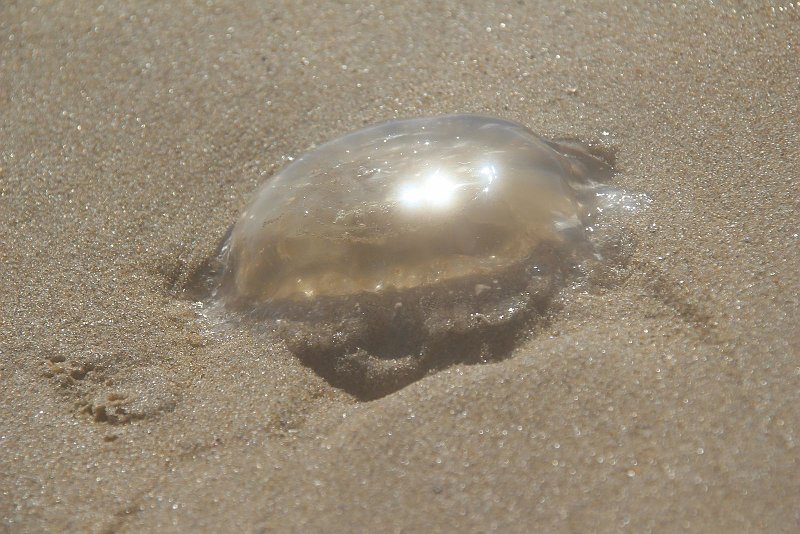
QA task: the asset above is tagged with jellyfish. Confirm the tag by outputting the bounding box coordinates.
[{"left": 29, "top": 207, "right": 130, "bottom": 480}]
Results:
[{"left": 211, "top": 114, "right": 640, "bottom": 398}]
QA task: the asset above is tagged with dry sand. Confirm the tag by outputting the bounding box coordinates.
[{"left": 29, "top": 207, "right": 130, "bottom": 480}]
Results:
[{"left": 1, "top": 1, "right": 798, "bottom": 532}]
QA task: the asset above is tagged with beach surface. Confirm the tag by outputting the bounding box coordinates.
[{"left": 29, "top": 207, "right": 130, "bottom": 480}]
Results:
[{"left": 2, "top": 1, "right": 798, "bottom": 531}]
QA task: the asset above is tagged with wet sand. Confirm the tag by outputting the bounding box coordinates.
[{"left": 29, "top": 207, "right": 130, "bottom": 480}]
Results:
[{"left": 2, "top": 1, "right": 798, "bottom": 532}]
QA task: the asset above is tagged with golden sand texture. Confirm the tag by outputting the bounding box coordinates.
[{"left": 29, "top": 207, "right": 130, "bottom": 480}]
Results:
[{"left": 1, "top": 1, "right": 798, "bottom": 531}]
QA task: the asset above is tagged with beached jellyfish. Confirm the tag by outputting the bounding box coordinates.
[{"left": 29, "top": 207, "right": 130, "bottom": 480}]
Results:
[{"left": 212, "top": 114, "right": 639, "bottom": 398}]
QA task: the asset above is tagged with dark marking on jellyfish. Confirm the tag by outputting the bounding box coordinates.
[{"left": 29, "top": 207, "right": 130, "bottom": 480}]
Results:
[{"left": 231, "top": 243, "right": 564, "bottom": 400}]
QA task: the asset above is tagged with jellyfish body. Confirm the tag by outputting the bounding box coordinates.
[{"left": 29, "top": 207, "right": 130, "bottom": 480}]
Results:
[{"left": 216, "top": 114, "right": 621, "bottom": 398}]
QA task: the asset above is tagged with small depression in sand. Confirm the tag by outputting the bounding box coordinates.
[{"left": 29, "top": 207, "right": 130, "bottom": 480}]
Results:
[{"left": 205, "top": 114, "right": 647, "bottom": 399}]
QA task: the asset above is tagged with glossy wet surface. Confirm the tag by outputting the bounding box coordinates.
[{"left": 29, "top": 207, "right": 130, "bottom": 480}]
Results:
[{"left": 220, "top": 115, "right": 608, "bottom": 304}]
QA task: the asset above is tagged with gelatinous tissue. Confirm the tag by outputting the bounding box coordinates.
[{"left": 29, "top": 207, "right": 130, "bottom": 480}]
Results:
[{"left": 208, "top": 115, "right": 648, "bottom": 399}]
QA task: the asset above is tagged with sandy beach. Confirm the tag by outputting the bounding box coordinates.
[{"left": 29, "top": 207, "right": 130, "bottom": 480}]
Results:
[{"left": 2, "top": 1, "right": 798, "bottom": 531}]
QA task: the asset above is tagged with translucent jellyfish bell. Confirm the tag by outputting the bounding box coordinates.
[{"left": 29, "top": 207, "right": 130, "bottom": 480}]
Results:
[
  {"left": 220, "top": 115, "right": 605, "bottom": 305},
  {"left": 214, "top": 114, "right": 637, "bottom": 398}
]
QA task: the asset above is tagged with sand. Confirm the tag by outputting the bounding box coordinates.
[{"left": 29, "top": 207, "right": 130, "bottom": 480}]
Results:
[{"left": 1, "top": 1, "right": 798, "bottom": 532}]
